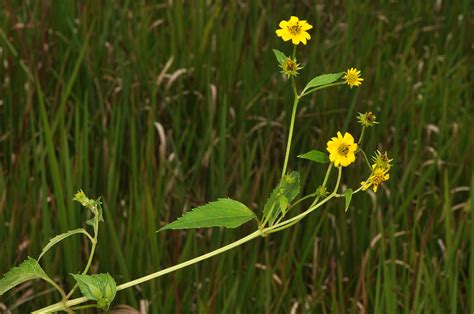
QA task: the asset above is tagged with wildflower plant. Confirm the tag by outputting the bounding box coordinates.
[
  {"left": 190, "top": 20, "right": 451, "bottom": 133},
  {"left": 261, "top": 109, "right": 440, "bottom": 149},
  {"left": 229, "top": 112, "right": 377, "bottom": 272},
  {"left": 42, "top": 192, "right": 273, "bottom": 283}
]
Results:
[{"left": 0, "top": 16, "right": 392, "bottom": 312}]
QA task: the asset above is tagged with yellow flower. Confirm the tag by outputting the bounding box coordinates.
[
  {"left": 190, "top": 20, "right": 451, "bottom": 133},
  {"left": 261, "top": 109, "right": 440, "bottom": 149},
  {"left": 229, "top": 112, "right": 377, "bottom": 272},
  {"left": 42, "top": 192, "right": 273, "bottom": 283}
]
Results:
[
  {"left": 344, "top": 67, "right": 364, "bottom": 88},
  {"left": 326, "top": 131, "right": 358, "bottom": 167},
  {"left": 361, "top": 167, "right": 390, "bottom": 192},
  {"left": 275, "top": 16, "right": 313, "bottom": 45}
]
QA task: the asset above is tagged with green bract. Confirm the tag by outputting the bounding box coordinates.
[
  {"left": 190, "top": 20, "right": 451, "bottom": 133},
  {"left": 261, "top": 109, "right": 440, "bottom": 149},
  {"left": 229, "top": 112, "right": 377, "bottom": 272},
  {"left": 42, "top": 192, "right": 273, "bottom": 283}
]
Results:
[
  {"left": 71, "top": 273, "right": 117, "bottom": 310},
  {"left": 263, "top": 171, "right": 300, "bottom": 226}
]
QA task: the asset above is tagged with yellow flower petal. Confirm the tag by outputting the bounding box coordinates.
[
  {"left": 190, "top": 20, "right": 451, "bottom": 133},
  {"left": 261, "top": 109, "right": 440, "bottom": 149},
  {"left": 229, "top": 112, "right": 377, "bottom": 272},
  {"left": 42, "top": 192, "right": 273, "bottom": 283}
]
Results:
[
  {"left": 281, "top": 32, "right": 292, "bottom": 41},
  {"left": 343, "top": 132, "right": 354, "bottom": 143},
  {"left": 276, "top": 29, "right": 285, "bottom": 36},
  {"left": 302, "top": 23, "right": 313, "bottom": 31},
  {"left": 326, "top": 131, "right": 357, "bottom": 167},
  {"left": 289, "top": 16, "right": 299, "bottom": 23},
  {"left": 275, "top": 16, "right": 313, "bottom": 46}
]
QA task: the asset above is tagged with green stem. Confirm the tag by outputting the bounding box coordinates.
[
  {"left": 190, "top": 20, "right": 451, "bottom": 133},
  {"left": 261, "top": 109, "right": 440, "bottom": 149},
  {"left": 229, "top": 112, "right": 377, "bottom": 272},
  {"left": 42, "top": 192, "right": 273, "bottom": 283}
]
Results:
[
  {"left": 33, "top": 168, "right": 344, "bottom": 313},
  {"left": 335, "top": 185, "right": 363, "bottom": 197},
  {"left": 358, "top": 148, "right": 373, "bottom": 170},
  {"left": 289, "top": 192, "right": 317, "bottom": 208},
  {"left": 43, "top": 277, "right": 68, "bottom": 301},
  {"left": 358, "top": 126, "right": 366, "bottom": 145},
  {"left": 310, "top": 163, "right": 333, "bottom": 208},
  {"left": 280, "top": 94, "right": 299, "bottom": 181},
  {"left": 274, "top": 163, "right": 333, "bottom": 226},
  {"left": 70, "top": 304, "right": 99, "bottom": 311},
  {"left": 34, "top": 230, "right": 264, "bottom": 313},
  {"left": 269, "top": 166, "right": 342, "bottom": 233},
  {"left": 300, "top": 82, "right": 345, "bottom": 97},
  {"left": 66, "top": 218, "right": 99, "bottom": 299}
]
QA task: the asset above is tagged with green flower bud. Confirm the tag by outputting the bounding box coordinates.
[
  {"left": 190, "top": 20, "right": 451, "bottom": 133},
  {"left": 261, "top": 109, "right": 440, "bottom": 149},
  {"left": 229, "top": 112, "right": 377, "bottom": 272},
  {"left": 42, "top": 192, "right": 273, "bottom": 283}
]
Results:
[{"left": 280, "top": 57, "right": 302, "bottom": 78}]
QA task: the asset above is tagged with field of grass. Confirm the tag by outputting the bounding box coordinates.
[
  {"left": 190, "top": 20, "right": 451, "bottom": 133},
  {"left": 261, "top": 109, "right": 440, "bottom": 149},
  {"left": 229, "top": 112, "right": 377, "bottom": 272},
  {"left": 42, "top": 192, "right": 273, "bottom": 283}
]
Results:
[{"left": 0, "top": 1, "right": 473, "bottom": 313}]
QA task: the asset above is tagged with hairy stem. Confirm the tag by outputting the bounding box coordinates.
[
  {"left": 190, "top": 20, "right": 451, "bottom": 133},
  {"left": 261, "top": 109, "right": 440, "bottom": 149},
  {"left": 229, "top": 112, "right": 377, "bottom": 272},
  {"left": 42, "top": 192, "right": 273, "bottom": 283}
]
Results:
[
  {"left": 34, "top": 230, "right": 264, "bottom": 313},
  {"left": 300, "top": 81, "right": 345, "bottom": 97},
  {"left": 66, "top": 216, "right": 99, "bottom": 300},
  {"left": 269, "top": 166, "right": 341, "bottom": 233},
  {"left": 280, "top": 90, "right": 300, "bottom": 182},
  {"left": 358, "top": 126, "right": 366, "bottom": 145},
  {"left": 34, "top": 168, "right": 344, "bottom": 313},
  {"left": 310, "top": 163, "right": 333, "bottom": 208}
]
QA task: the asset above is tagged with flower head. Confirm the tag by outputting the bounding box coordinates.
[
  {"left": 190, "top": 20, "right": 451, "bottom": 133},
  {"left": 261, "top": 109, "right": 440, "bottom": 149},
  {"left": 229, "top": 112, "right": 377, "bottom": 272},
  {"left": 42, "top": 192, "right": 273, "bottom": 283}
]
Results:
[
  {"left": 361, "top": 167, "right": 390, "bottom": 192},
  {"left": 344, "top": 67, "right": 364, "bottom": 88},
  {"left": 276, "top": 16, "right": 313, "bottom": 45},
  {"left": 326, "top": 131, "right": 358, "bottom": 167},
  {"left": 357, "top": 111, "right": 378, "bottom": 127},
  {"left": 371, "top": 150, "right": 393, "bottom": 170},
  {"left": 315, "top": 185, "right": 329, "bottom": 198},
  {"left": 280, "top": 57, "right": 302, "bottom": 77}
]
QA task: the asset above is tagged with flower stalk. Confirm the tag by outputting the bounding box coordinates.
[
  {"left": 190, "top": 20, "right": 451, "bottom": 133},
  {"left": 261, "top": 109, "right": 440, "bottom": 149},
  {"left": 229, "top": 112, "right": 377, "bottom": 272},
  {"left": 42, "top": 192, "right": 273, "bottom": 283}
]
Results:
[{"left": 0, "top": 15, "right": 393, "bottom": 314}]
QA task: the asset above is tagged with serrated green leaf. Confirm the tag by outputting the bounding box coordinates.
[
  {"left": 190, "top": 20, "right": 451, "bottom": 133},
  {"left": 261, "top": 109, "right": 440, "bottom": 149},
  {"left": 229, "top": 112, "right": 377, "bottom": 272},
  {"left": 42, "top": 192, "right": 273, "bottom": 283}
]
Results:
[
  {"left": 158, "top": 198, "right": 256, "bottom": 231},
  {"left": 298, "top": 150, "right": 330, "bottom": 163},
  {"left": 302, "top": 72, "right": 344, "bottom": 93},
  {"left": 344, "top": 189, "right": 353, "bottom": 211},
  {"left": 272, "top": 49, "right": 287, "bottom": 65},
  {"left": 263, "top": 171, "right": 300, "bottom": 225},
  {"left": 0, "top": 257, "right": 48, "bottom": 295},
  {"left": 71, "top": 273, "right": 116, "bottom": 310},
  {"left": 38, "top": 228, "right": 89, "bottom": 261},
  {"left": 279, "top": 195, "right": 289, "bottom": 214}
]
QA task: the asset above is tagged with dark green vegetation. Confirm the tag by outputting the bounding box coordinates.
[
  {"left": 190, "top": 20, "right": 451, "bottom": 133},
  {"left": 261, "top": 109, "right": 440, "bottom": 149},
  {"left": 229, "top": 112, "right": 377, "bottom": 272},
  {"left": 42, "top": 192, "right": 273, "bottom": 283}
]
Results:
[{"left": 0, "top": 1, "right": 472, "bottom": 313}]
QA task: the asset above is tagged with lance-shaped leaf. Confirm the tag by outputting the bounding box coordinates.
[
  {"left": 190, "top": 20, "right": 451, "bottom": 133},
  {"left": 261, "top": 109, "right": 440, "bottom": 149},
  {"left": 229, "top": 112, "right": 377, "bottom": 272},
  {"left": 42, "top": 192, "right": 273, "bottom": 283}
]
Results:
[
  {"left": 272, "top": 49, "right": 288, "bottom": 65},
  {"left": 302, "top": 72, "right": 344, "bottom": 93},
  {"left": 263, "top": 171, "right": 300, "bottom": 225},
  {"left": 158, "top": 198, "right": 256, "bottom": 231},
  {"left": 71, "top": 273, "right": 117, "bottom": 310},
  {"left": 344, "top": 189, "right": 353, "bottom": 211},
  {"left": 298, "top": 150, "right": 330, "bottom": 163},
  {"left": 38, "top": 228, "right": 91, "bottom": 261},
  {"left": 0, "top": 257, "right": 48, "bottom": 295}
]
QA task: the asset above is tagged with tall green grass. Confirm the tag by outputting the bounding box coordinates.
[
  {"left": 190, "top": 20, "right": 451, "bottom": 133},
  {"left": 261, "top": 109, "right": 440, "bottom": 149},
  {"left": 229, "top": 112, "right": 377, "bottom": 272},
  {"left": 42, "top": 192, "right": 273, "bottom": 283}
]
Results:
[{"left": 0, "top": 1, "right": 472, "bottom": 312}]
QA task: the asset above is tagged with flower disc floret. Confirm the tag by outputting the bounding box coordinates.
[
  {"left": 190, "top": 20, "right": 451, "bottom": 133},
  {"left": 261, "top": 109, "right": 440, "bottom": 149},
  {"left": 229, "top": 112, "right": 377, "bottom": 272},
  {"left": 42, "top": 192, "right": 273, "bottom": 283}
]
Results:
[
  {"left": 276, "top": 16, "right": 313, "bottom": 45},
  {"left": 280, "top": 57, "right": 302, "bottom": 77},
  {"left": 357, "top": 111, "right": 378, "bottom": 127},
  {"left": 326, "top": 131, "right": 358, "bottom": 167},
  {"left": 344, "top": 67, "right": 364, "bottom": 88}
]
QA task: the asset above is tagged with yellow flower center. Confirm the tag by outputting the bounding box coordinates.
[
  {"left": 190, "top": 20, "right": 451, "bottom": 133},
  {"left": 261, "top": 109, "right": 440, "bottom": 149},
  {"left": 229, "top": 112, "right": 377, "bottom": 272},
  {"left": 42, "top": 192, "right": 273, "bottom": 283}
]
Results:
[
  {"left": 285, "top": 60, "right": 297, "bottom": 71},
  {"left": 346, "top": 73, "right": 358, "bottom": 84},
  {"left": 337, "top": 144, "right": 350, "bottom": 157},
  {"left": 371, "top": 172, "right": 387, "bottom": 185},
  {"left": 288, "top": 24, "right": 302, "bottom": 35}
]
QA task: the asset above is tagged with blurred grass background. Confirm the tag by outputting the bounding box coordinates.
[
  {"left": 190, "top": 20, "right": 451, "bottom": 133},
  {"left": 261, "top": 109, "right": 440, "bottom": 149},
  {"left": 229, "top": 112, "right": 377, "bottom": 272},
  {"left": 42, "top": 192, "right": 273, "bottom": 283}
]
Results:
[{"left": 0, "top": 1, "right": 473, "bottom": 313}]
